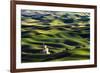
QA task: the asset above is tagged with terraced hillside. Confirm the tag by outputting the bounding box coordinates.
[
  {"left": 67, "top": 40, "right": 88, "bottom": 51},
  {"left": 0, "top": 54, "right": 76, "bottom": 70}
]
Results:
[{"left": 21, "top": 10, "right": 90, "bottom": 63}]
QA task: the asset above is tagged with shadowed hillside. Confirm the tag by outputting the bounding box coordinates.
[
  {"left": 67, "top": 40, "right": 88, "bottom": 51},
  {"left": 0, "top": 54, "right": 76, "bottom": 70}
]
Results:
[{"left": 21, "top": 10, "right": 90, "bottom": 63}]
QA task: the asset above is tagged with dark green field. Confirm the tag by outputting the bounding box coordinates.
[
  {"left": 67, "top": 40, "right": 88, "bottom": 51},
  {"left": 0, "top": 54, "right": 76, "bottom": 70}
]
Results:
[{"left": 21, "top": 10, "right": 90, "bottom": 63}]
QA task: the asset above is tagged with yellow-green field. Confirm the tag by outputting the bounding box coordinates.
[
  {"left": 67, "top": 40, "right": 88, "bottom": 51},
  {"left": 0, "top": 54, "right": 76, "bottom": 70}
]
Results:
[{"left": 21, "top": 10, "right": 90, "bottom": 63}]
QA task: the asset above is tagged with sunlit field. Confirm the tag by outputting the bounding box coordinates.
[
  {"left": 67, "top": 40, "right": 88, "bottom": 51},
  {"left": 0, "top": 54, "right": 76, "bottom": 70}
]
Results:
[{"left": 21, "top": 10, "right": 90, "bottom": 63}]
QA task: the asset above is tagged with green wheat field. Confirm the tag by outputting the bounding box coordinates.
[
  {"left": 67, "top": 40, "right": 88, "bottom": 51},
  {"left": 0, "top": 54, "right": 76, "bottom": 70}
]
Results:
[{"left": 21, "top": 10, "right": 90, "bottom": 63}]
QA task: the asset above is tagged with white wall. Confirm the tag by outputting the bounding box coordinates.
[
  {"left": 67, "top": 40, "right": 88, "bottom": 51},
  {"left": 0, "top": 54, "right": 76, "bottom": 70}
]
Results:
[{"left": 0, "top": 0, "right": 99, "bottom": 73}]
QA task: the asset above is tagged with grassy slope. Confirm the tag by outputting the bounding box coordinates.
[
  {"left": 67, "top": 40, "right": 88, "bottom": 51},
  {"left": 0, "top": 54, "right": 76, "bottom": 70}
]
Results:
[{"left": 21, "top": 10, "right": 90, "bottom": 63}]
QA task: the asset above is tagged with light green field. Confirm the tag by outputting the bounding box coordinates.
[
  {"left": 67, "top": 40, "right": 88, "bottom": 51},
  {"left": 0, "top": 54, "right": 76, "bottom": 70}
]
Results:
[{"left": 21, "top": 10, "right": 90, "bottom": 63}]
